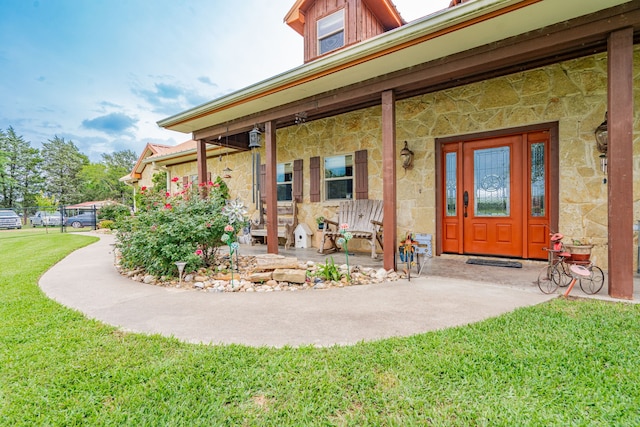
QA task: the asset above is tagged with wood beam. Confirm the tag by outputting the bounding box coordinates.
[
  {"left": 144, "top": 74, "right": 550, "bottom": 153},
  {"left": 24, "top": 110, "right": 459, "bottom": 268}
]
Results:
[
  {"left": 381, "top": 90, "right": 397, "bottom": 271},
  {"left": 196, "top": 139, "right": 208, "bottom": 198},
  {"left": 607, "top": 27, "right": 634, "bottom": 299},
  {"left": 265, "top": 121, "right": 279, "bottom": 254}
]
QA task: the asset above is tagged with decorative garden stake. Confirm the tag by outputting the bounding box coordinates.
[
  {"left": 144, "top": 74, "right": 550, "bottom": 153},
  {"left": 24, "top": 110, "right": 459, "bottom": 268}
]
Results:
[
  {"left": 221, "top": 224, "right": 237, "bottom": 283},
  {"left": 175, "top": 261, "right": 187, "bottom": 287},
  {"left": 337, "top": 223, "right": 352, "bottom": 282}
]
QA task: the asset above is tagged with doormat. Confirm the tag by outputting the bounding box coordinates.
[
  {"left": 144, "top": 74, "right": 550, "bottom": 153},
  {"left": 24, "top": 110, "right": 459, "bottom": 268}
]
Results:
[{"left": 466, "top": 259, "right": 522, "bottom": 268}]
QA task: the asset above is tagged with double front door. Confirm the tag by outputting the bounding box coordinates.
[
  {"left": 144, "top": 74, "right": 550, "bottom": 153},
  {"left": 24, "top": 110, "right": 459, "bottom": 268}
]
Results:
[{"left": 440, "top": 129, "right": 552, "bottom": 259}]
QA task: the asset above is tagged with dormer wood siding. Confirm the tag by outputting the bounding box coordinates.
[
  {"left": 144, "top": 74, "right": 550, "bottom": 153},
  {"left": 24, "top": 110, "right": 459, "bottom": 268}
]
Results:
[{"left": 285, "top": 0, "right": 404, "bottom": 63}]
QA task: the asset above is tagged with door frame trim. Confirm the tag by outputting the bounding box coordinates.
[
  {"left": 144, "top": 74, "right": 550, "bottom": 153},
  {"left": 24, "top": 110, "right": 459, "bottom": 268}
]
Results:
[{"left": 435, "top": 121, "right": 559, "bottom": 257}]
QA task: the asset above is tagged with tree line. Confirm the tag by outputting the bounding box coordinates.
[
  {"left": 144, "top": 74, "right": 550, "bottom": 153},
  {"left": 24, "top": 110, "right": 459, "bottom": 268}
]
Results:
[{"left": 0, "top": 126, "right": 137, "bottom": 211}]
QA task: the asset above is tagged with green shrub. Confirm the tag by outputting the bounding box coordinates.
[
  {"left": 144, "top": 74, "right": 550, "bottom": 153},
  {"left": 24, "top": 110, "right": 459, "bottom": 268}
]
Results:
[
  {"left": 98, "top": 203, "right": 131, "bottom": 222},
  {"left": 98, "top": 219, "right": 115, "bottom": 229},
  {"left": 116, "top": 179, "right": 245, "bottom": 277}
]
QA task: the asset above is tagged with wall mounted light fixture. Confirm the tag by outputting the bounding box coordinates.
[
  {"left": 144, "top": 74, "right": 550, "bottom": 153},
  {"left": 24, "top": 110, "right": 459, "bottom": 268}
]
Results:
[
  {"left": 594, "top": 112, "right": 608, "bottom": 175},
  {"left": 400, "top": 141, "right": 414, "bottom": 170},
  {"left": 594, "top": 112, "right": 608, "bottom": 155}
]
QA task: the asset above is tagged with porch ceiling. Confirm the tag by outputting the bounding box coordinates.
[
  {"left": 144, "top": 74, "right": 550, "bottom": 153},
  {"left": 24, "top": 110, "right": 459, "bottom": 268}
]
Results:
[{"left": 158, "top": 0, "right": 635, "bottom": 140}]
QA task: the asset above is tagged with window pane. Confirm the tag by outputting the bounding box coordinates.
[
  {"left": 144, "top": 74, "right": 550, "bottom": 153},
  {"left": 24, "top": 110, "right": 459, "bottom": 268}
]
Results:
[
  {"left": 326, "top": 179, "right": 353, "bottom": 200},
  {"left": 325, "top": 155, "right": 353, "bottom": 179},
  {"left": 318, "top": 10, "right": 343, "bottom": 37},
  {"left": 277, "top": 184, "right": 292, "bottom": 201},
  {"left": 445, "top": 152, "right": 457, "bottom": 216},
  {"left": 277, "top": 163, "right": 292, "bottom": 183},
  {"left": 319, "top": 32, "right": 344, "bottom": 54},
  {"left": 530, "top": 142, "right": 545, "bottom": 217},
  {"left": 474, "top": 147, "right": 510, "bottom": 217}
]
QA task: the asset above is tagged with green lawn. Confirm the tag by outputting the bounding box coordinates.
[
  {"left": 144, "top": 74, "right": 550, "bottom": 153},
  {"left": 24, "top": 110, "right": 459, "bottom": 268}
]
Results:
[{"left": 1, "top": 231, "right": 639, "bottom": 426}]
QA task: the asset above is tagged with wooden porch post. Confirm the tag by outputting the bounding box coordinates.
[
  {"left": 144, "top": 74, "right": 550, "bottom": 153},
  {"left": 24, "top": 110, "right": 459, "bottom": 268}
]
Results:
[
  {"left": 196, "top": 139, "right": 208, "bottom": 198},
  {"left": 607, "top": 28, "right": 634, "bottom": 299},
  {"left": 381, "top": 90, "right": 397, "bottom": 270},
  {"left": 265, "top": 121, "right": 279, "bottom": 254}
]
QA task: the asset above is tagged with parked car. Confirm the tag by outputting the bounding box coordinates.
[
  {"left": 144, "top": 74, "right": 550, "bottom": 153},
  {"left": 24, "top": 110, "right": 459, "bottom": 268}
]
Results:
[
  {"left": 0, "top": 209, "right": 22, "bottom": 229},
  {"left": 64, "top": 212, "right": 97, "bottom": 228},
  {"left": 29, "top": 211, "right": 62, "bottom": 227}
]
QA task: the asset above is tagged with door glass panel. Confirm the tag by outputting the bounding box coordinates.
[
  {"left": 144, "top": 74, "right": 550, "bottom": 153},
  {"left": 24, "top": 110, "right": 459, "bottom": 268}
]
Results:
[
  {"left": 474, "top": 147, "right": 510, "bottom": 217},
  {"left": 530, "top": 142, "right": 545, "bottom": 217},
  {"left": 445, "top": 152, "right": 457, "bottom": 216}
]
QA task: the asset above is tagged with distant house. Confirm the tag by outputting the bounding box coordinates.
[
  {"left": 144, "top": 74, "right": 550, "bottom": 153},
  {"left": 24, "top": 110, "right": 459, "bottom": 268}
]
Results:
[{"left": 129, "top": 0, "right": 638, "bottom": 298}]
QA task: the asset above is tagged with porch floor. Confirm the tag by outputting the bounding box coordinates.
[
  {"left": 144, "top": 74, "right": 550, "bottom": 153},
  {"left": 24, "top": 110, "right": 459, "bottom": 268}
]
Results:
[{"left": 239, "top": 243, "right": 640, "bottom": 301}]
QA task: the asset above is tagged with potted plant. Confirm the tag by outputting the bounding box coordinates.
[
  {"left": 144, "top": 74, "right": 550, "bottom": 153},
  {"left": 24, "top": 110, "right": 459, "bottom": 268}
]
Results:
[
  {"left": 316, "top": 216, "right": 325, "bottom": 230},
  {"left": 565, "top": 239, "right": 593, "bottom": 262}
]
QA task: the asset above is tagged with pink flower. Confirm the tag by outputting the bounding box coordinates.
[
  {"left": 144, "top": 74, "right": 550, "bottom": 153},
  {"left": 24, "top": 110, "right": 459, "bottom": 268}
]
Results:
[
  {"left": 205, "top": 222, "right": 211, "bottom": 228},
  {"left": 164, "top": 203, "right": 173, "bottom": 210},
  {"left": 171, "top": 177, "right": 179, "bottom": 182},
  {"left": 194, "top": 249, "right": 203, "bottom": 256},
  {"left": 141, "top": 186, "right": 147, "bottom": 192},
  {"left": 198, "top": 182, "right": 205, "bottom": 187},
  {"left": 212, "top": 183, "right": 220, "bottom": 187},
  {"left": 224, "top": 225, "right": 234, "bottom": 232},
  {"left": 340, "top": 223, "right": 349, "bottom": 230},
  {"left": 165, "top": 192, "right": 170, "bottom": 197},
  {"left": 208, "top": 181, "right": 214, "bottom": 186}
]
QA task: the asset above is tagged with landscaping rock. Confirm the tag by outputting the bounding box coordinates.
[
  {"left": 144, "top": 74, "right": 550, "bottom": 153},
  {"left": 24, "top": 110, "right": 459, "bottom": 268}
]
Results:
[
  {"left": 248, "top": 272, "right": 273, "bottom": 283},
  {"left": 254, "top": 254, "right": 300, "bottom": 270},
  {"left": 272, "top": 268, "right": 307, "bottom": 283}
]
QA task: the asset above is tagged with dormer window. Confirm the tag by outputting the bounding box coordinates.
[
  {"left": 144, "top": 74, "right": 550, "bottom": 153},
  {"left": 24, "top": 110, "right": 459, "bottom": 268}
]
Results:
[{"left": 317, "top": 9, "right": 344, "bottom": 55}]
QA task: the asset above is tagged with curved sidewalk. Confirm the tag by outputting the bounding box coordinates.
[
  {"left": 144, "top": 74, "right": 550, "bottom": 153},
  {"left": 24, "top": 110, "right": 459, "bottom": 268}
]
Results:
[{"left": 39, "top": 233, "right": 555, "bottom": 347}]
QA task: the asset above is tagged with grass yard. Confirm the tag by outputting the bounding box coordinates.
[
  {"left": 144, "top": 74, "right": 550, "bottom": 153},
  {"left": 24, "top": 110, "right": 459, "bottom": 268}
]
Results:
[{"left": 1, "top": 230, "right": 639, "bottom": 425}]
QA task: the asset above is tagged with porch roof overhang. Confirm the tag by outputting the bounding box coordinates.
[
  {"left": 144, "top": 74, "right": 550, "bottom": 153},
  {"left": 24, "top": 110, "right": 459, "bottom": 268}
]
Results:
[{"left": 157, "top": 0, "right": 638, "bottom": 145}]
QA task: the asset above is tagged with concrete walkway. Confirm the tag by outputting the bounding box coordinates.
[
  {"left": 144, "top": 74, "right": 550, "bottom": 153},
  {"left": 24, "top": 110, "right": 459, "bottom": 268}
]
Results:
[{"left": 40, "top": 233, "right": 556, "bottom": 347}]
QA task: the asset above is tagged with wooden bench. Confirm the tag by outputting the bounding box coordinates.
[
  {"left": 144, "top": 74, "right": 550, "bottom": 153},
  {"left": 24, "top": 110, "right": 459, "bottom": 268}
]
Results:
[
  {"left": 319, "top": 199, "right": 383, "bottom": 258},
  {"left": 250, "top": 201, "right": 297, "bottom": 250}
]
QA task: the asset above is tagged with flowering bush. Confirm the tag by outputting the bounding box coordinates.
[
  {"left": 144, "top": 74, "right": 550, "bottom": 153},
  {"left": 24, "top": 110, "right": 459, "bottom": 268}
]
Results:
[{"left": 116, "top": 177, "right": 244, "bottom": 277}]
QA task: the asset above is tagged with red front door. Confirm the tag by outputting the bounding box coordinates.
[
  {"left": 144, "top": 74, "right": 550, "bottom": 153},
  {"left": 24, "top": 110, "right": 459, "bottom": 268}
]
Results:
[{"left": 441, "top": 130, "right": 551, "bottom": 259}]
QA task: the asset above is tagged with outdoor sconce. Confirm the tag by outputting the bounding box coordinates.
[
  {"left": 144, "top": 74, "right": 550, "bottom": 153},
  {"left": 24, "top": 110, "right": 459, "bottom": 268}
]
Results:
[
  {"left": 594, "top": 112, "right": 608, "bottom": 155},
  {"left": 594, "top": 112, "right": 608, "bottom": 175},
  {"left": 400, "top": 141, "right": 414, "bottom": 170}
]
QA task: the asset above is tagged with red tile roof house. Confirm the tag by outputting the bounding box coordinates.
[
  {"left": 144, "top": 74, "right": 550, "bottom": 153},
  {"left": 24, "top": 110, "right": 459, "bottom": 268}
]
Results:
[{"left": 130, "top": 0, "right": 639, "bottom": 299}]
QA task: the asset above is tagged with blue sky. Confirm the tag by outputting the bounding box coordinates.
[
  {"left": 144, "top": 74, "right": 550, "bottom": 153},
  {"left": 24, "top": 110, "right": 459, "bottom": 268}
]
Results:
[{"left": 0, "top": 0, "right": 450, "bottom": 161}]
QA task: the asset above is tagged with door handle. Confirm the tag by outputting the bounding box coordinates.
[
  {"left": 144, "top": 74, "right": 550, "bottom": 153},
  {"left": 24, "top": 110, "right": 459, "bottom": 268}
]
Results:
[{"left": 463, "top": 191, "right": 469, "bottom": 218}]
